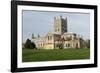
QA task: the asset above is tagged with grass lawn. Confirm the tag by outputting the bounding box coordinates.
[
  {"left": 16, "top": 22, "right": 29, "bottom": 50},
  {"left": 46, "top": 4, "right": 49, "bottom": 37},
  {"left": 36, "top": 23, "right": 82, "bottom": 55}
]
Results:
[{"left": 22, "top": 48, "right": 90, "bottom": 62}]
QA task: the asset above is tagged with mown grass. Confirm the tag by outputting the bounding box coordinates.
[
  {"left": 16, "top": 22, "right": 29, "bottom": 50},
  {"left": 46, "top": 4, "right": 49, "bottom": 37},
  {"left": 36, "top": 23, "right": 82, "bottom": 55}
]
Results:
[{"left": 22, "top": 48, "right": 90, "bottom": 62}]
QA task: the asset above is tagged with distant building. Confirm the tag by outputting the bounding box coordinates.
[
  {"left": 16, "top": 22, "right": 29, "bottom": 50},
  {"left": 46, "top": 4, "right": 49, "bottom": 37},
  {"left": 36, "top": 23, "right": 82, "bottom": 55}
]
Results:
[{"left": 32, "top": 16, "right": 85, "bottom": 49}]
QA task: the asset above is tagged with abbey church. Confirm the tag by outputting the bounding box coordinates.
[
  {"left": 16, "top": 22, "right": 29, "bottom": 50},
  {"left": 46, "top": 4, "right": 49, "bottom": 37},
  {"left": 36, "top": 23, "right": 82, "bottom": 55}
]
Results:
[{"left": 32, "top": 16, "right": 85, "bottom": 49}]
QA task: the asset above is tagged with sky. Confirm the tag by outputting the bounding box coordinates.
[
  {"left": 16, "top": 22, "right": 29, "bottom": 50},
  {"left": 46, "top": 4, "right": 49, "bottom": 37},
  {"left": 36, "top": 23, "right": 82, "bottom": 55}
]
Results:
[{"left": 22, "top": 10, "right": 90, "bottom": 43}]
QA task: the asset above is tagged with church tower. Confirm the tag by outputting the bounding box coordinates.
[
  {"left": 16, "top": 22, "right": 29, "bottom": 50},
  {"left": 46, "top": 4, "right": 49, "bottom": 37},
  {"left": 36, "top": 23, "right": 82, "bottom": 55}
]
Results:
[{"left": 54, "top": 16, "right": 67, "bottom": 34}]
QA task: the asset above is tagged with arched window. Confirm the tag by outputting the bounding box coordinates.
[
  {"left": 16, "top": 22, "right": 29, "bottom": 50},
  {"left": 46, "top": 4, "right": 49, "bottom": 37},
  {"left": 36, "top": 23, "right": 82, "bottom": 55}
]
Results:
[
  {"left": 76, "top": 43, "right": 78, "bottom": 48},
  {"left": 50, "top": 36, "right": 52, "bottom": 40},
  {"left": 48, "top": 36, "right": 49, "bottom": 40},
  {"left": 68, "top": 43, "right": 70, "bottom": 47},
  {"left": 58, "top": 28, "right": 59, "bottom": 31},
  {"left": 41, "top": 43, "right": 42, "bottom": 47},
  {"left": 66, "top": 44, "right": 67, "bottom": 47},
  {"left": 48, "top": 36, "right": 52, "bottom": 40}
]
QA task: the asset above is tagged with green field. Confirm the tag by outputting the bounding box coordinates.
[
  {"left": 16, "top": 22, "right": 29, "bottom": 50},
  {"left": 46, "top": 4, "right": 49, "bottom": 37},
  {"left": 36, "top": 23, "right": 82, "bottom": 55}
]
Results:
[{"left": 22, "top": 48, "right": 90, "bottom": 62}]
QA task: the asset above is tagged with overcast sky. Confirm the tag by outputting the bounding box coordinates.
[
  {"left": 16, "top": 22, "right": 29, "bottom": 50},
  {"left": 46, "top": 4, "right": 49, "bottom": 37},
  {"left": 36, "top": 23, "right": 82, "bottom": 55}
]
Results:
[{"left": 22, "top": 10, "right": 90, "bottom": 43}]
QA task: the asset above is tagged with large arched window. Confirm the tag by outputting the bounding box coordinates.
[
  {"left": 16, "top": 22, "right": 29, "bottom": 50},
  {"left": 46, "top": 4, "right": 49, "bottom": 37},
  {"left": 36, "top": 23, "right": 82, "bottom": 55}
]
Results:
[
  {"left": 50, "top": 36, "right": 52, "bottom": 40},
  {"left": 48, "top": 36, "right": 49, "bottom": 40},
  {"left": 48, "top": 36, "right": 52, "bottom": 40},
  {"left": 66, "top": 44, "right": 68, "bottom": 47},
  {"left": 58, "top": 28, "right": 59, "bottom": 31},
  {"left": 76, "top": 43, "right": 78, "bottom": 48},
  {"left": 68, "top": 43, "right": 70, "bottom": 47}
]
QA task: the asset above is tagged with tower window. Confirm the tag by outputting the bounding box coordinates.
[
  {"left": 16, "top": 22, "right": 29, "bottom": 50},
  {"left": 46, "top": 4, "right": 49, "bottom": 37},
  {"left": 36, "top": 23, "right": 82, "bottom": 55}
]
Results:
[{"left": 58, "top": 28, "right": 59, "bottom": 31}]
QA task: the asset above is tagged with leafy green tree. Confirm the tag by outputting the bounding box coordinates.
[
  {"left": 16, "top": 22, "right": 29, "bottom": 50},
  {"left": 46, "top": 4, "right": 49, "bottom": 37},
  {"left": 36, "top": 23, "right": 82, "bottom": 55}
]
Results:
[
  {"left": 31, "top": 42, "right": 36, "bottom": 49},
  {"left": 24, "top": 39, "right": 36, "bottom": 49},
  {"left": 24, "top": 39, "right": 31, "bottom": 48}
]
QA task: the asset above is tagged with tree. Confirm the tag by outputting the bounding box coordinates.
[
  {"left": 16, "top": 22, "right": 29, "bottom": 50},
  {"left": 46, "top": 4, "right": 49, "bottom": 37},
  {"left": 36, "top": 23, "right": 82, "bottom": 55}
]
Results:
[
  {"left": 24, "top": 38, "right": 36, "bottom": 49},
  {"left": 31, "top": 42, "right": 36, "bottom": 49},
  {"left": 24, "top": 39, "right": 31, "bottom": 48}
]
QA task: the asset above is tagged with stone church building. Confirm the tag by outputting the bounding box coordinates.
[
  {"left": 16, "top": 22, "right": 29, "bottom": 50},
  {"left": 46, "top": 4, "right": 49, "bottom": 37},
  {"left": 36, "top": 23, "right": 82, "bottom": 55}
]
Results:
[{"left": 32, "top": 16, "right": 85, "bottom": 49}]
